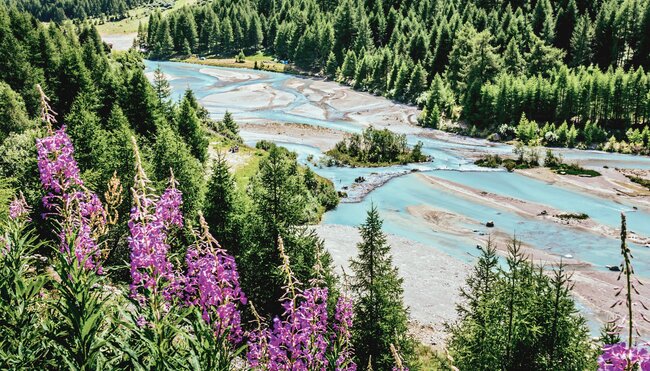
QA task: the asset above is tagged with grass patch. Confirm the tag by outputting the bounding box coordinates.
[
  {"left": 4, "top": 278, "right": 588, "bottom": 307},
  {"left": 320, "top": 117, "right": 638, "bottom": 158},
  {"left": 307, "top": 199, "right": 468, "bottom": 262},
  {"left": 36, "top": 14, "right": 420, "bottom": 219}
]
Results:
[
  {"left": 209, "top": 136, "right": 266, "bottom": 189},
  {"left": 177, "top": 53, "right": 291, "bottom": 73},
  {"left": 550, "top": 163, "right": 601, "bottom": 177},
  {"left": 96, "top": 0, "right": 200, "bottom": 35},
  {"left": 626, "top": 175, "right": 650, "bottom": 191},
  {"left": 413, "top": 343, "right": 455, "bottom": 370}
]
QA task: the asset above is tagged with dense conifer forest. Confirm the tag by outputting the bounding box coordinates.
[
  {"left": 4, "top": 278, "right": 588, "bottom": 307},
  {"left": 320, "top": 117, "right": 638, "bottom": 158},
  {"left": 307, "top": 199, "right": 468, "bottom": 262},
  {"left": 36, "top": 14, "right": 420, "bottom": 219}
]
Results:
[
  {"left": 0, "top": 1, "right": 650, "bottom": 369},
  {"left": 2, "top": 0, "right": 147, "bottom": 21},
  {"left": 141, "top": 0, "right": 650, "bottom": 153}
]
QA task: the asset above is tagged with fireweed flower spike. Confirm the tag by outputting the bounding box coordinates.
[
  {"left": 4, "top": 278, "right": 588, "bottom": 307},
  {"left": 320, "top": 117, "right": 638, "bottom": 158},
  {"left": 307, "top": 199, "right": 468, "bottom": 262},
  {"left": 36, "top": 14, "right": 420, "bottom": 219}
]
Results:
[
  {"left": 183, "top": 214, "right": 247, "bottom": 343},
  {"left": 35, "top": 88, "right": 107, "bottom": 272},
  {"left": 247, "top": 237, "right": 357, "bottom": 370},
  {"left": 8, "top": 192, "right": 30, "bottom": 221},
  {"left": 333, "top": 295, "right": 356, "bottom": 371},
  {"left": 598, "top": 214, "right": 650, "bottom": 370},
  {"left": 128, "top": 138, "right": 181, "bottom": 303}
]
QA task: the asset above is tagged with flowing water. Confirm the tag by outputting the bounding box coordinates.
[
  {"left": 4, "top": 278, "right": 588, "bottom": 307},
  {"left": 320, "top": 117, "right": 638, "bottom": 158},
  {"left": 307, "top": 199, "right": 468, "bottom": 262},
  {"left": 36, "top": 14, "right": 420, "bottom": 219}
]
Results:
[{"left": 146, "top": 61, "right": 650, "bottom": 278}]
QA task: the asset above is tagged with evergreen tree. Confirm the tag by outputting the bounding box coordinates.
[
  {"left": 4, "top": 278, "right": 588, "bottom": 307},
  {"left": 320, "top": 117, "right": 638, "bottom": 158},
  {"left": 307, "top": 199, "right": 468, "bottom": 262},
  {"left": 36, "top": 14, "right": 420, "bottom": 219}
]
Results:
[
  {"left": 153, "top": 124, "right": 205, "bottom": 220},
  {"left": 221, "top": 110, "right": 238, "bottom": 135},
  {"left": 244, "top": 145, "right": 314, "bottom": 316},
  {"left": 448, "top": 237, "right": 592, "bottom": 371},
  {"left": 122, "top": 69, "right": 159, "bottom": 139},
  {"left": 203, "top": 153, "right": 243, "bottom": 256},
  {"left": 570, "top": 14, "right": 594, "bottom": 67},
  {"left": 340, "top": 49, "right": 357, "bottom": 80},
  {"left": 0, "top": 82, "right": 32, "bottom": 143},
  {"left": 325, "top": 51, "right": 338, "bottom": 78},
  {"left": 350, "top": 205, "right": 413, "bottom": 370},
  {"left": 177, "top": 91, "right": 208, "bottom": 163},
  {"left": 152, "top": 65, "right": 171, "bottom": 103},
  {"left": 406, "top": 63, "right": 427, "bottom": 104}
]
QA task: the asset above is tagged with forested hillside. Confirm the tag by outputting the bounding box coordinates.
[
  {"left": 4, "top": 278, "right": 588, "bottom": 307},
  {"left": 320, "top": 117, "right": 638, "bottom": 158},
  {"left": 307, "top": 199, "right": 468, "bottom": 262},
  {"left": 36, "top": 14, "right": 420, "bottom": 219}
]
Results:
[
  {"left": 142, "top": 0, "right": 650, "bottom": 153},
  {"left": 2, "top": 0, "right": 146, "bottom": 21},
  {"left": 0, "top": 2, "right": 649, "bottom": 370}
]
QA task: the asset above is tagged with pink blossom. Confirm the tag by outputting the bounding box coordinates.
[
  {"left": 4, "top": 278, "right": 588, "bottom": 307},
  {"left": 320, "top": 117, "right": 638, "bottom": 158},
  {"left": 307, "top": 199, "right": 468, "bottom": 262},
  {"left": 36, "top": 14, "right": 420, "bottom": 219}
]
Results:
[
  {"left": 598, "top": 343, "right": 650, "bottom": 371},
  {"left": 247, "top": 287, "right": 355, "bottom": 370},
  {"left": 8, "top": 193, "right": 30, "bottom": 221},
  {"left": 128, "top": 183, "right": 183, "bottom": 302},
  {"left": 36, "top": 126, "right": 105, "bottom": 272},
  {"left": 184, "top": 243, "right": 247, "bottom": 343},
  {"left": 36, "top": 126, "right": 82, "bottom": 193}
]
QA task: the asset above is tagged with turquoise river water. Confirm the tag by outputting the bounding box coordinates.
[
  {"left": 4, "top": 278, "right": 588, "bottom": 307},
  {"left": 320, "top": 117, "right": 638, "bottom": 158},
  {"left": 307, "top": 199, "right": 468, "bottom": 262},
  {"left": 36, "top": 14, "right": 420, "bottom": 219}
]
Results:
[{"left": 146, "top": 61, "right": 650, "bottom": 279}]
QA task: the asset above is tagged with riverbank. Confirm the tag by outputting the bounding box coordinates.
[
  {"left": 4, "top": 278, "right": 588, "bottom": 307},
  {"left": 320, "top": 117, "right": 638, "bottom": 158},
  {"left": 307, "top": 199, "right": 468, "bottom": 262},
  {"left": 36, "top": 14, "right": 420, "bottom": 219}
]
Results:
[{"left": 403, "top": 202, "right": 650, "bottom": 337}]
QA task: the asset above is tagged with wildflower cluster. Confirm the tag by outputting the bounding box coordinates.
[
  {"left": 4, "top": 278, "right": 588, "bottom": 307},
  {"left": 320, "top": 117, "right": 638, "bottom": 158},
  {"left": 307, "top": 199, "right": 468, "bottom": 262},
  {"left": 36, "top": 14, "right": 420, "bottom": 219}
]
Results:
[
  {"left": 128, "top": 143, "right": 182, "bottom": 303},
  {"left": 598, "top": 343, "right": 650, "bottom": 370},
  {"left": 184, "top": 214, "right": 247, "bottom": 343},
  {"left": 36, "top": 99, "right": 107, "bottom": 272},
  {"left": 8, "top": 192, "right": 30, "bottom": 221},
  {"left": 247, "top": 238, "right": 356, "bottom": 370}
]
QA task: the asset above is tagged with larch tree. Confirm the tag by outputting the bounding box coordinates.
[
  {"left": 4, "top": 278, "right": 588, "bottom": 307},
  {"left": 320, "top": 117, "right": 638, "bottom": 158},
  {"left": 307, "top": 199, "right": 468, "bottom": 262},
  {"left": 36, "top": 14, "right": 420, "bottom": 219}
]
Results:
[{"left": 350, "top": 205, "right": 413, "bottom": 370}]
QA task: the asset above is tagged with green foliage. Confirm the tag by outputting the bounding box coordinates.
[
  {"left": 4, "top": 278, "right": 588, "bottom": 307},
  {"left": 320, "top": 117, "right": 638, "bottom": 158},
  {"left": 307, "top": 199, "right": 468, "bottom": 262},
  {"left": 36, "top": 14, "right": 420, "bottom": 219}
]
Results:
[
  {"left": 203, "top": 153, "right": 244, "bottom": 256},
  {"left": 327, "top": 126, "right": 427, "bottom": 166},
  {"left": 44, "top": 235, "right": 114, "bottom": 369},
  {"left": 0, "top": 82, "right": 32, "bottom": 143},
  {"left": 448, "top": 238, "right": 593, "bottom": 370},
  {"left": 154, "top": 124, "right": 205, "bottom": 221},
  {"left": 242, "top": 144, "right": 337, "bottom": 317},
  {"left": 4, "top": 0, "right": 144, "bottom": 21},
  {"left": 177, "top": 90, "right": 209, "bottom": 163},
  {"left": 0, "top": 216, "right": 48, "bottom": 368},
  {"left": 350, "top": 205, "right": 414, "bottom": 370},
  {"left": 235, "top": 50, "right": 245, "bottom": 63}
]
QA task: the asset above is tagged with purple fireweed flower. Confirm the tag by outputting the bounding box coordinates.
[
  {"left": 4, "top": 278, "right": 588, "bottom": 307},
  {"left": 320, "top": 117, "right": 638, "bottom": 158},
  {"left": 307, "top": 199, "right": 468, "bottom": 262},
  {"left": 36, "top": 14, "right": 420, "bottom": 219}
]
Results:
[
  {"left": 156, "top": 186, "right": 183, "bottom": 228},
  {"left": 36, "top": 126, "right": 83, "bottom": 194},
  {"left": 36, "top": 126, "right": 106, "bottom": 272},
  {"left": 8, "top": 192, "right": 30, "bottom": 221},
  {"left": 598, "top": 343, "right": 650, "bottom": 371},
  {"left": 333, "top": 295, "right": 356, "bottom": 371},
  {"left": 128, "top": 177, "right": 183, "bottom": 303},
  {"left": 183, "top": 223, "right": 247, "bottom": 343},
  {"left": 248, "top": 287, "right": 331, "bottom": 370}
]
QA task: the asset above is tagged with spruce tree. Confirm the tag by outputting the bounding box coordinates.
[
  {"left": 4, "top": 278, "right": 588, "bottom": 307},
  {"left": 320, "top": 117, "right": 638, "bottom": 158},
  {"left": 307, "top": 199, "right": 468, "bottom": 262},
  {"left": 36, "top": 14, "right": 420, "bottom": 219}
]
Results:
[
  {"left": 177, "top": 91, "right": 208, "bottom": 163},
  {"left": 203, "top": 153, "right": 243, "bottom": 256},
  {"left": 243, "top": 145, "right": 314, "bottom": 316},
  {"left": 122, "top": 69, "right": 159, "bottom": 139},
  {"left": 350, "top": 205, "right": 413, "bottom": 370},
  {"left": 570, "top": 14, "right": 594, "bottom": 67},
  {"left": 325, "top": 51, "right": 338, "bottom": 78},
  {"left": 152, "top": 65, "right": 171, "bottom": 103},
  {"left": 153, "top": 124, "right": 205, "bottom": 220},
  {"left": 221, "top": 110, "right": 238, "bottom": 135}
]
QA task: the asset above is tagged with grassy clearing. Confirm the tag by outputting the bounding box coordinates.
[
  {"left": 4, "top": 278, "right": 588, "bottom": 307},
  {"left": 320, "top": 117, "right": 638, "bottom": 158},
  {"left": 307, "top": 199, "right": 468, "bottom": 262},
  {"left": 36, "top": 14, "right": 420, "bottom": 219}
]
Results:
[
  {"left": 208, "top": 136, "right": 267, "bottom": 189},
  {"left": 413, "top": 343, "right": 455, "bottom": 370},
  {"left": 96, "top": 0, "right": 199, "bottom": 35},
  {"left": 178, "top": 53, "right": 291, "bottom": 73},
  {"left": 625, "top": 175, "right": 650, "bottom": 191}
]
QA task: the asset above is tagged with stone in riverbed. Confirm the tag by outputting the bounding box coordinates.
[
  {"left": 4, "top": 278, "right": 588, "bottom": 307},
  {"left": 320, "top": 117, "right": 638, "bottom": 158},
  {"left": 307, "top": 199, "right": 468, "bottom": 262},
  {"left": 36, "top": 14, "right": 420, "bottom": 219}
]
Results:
[{"left": 606, "top": 265, "right": 621, "bottom": 272}]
